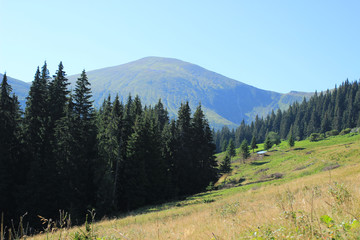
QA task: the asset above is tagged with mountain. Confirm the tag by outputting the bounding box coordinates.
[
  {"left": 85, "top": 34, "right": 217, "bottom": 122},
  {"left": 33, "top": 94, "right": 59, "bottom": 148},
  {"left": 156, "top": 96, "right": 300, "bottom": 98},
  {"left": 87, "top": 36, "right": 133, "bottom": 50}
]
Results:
[
  {"left": 67, "top": 57, "right": 311, "bottom": 129},
  {"left": 3, "top": 57, "right": 312, "bottom": 129},
  {"left": 0, "top": 73, "right": 30, "bottom": 108}
]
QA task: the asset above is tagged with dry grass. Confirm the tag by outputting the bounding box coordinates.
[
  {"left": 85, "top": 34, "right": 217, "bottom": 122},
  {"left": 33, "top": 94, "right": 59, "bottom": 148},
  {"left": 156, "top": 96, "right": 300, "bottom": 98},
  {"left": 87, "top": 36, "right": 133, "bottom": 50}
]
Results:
[
  {"left": 27, "top": 164, "right": 360, "bottom": 239},
  {"left": 27, "top": 133, "right": 360, "bottom": 239}
]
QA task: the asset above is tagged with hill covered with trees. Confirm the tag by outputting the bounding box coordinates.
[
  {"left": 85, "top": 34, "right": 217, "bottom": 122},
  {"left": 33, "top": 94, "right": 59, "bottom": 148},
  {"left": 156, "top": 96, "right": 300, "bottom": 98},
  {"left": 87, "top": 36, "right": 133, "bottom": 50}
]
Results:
[{"left": 215, "top": 79, "right": 360, "bottom": 152}]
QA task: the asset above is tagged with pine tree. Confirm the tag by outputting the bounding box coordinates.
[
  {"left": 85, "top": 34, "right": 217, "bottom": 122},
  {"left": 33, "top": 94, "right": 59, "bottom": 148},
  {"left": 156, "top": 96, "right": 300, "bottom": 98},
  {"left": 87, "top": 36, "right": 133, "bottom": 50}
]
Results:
[
  {"left": 49, "top": 62, "right": 69, "bottom": 123},
  {"left": 226, "top": 139, "right": 236, "bottom": 157},
  {"left": 264, "top": 135, "right": 273, "bottom": 150},
  {"left": 53, "top": 96, "right": 77, "bottom": 211},
  {"left": 161, "top": 119, "right": 179, "bottom": 198},
  {"left": 191, "top": 104, "right": 218, "bottom": 192},
  {"left": 71, "top": 69, "right": 97, "bottom": 216},
  {"left": 268, "top": 131, "right": 281, "bottom": 146},
  {"left": 154, "top": 99, "right": 169, "bottom": 130},
  {"left": 175, "top": 101, "right": 194, "bottom": 195},
  {"left": 24, "top": 64, "right": 49, "bottom": 159},
  {"left": 240, "top": 139, "right": 250, "bottom": 163},
  {"left": 288, "top": 125, "right": 295, "bottom": 148},
  {"left": 143, "top": 109, "right": 168, "bottom": 203},
  {"left": 124, "top": 115, "right": 149, "bottom": 210},
  {"left": 22, "top": 63, "right": 56, "bottom": 222},
  {"left": 96, "top": 95, "right": 114, "bottom": 212},
  {"left": 219, "top": 155, "right": 232, "bottom": 173},
  {"left": 250, "top": 135, "right": 257, "bottom": 153},
  {"left": 0, "top": 73, "right": 22, "bottom": 220},
  {"left": 74, "top": 70, "right": 94, "bottom": 121}
]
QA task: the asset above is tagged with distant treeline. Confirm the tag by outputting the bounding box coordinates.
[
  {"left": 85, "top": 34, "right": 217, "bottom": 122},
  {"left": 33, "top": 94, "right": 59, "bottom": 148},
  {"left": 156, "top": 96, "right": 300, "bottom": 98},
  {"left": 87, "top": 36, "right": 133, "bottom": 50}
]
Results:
[
  {"left": 214, "top": 79, "right": 360, "bottom": 152},
  {"left": 0, "top": 62, "right": 218, "bottom": 231}
]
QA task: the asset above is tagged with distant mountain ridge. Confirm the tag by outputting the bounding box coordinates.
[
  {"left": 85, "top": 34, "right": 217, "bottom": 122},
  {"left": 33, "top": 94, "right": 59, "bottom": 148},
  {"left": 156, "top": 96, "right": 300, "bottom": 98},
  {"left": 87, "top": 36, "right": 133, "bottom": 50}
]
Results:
[{"left": 3, "top": 57, "right": 312, "bottom": 129}]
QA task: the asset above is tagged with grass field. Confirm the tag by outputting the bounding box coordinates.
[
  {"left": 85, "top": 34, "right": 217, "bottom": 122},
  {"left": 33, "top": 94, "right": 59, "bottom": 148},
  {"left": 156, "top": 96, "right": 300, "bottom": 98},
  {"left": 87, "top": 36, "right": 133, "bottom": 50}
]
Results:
[{"left": 28, "top": 132, "right": 360, "bottom": 239}]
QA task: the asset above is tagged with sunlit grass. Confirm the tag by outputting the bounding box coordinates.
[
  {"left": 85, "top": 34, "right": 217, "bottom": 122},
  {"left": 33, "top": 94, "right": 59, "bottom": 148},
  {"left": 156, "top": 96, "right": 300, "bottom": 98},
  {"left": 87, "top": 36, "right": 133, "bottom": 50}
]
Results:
[{"left": 29, "top": 133, "right": 360, "bottom": 239}]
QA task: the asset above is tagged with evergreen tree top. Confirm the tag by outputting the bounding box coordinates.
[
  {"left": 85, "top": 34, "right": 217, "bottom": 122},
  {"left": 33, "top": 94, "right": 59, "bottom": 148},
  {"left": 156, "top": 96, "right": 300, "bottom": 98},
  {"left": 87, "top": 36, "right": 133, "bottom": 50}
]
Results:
[{"left": 0, "top": 73, "right": 13, "bottom": 107}]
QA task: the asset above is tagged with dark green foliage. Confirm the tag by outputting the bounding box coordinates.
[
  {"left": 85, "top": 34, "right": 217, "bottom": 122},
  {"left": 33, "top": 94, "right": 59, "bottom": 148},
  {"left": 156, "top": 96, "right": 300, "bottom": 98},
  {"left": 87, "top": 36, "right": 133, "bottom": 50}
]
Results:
[
  {"left": 326, "top": 129, "right": 339, "bottom": 137},
  {"left": 240, "top": 139, "right": 250, "bottom": 162},
  {"left": 309, "top": 133, "right": 322, "bottom": 142},
  {"left": 250, "top": 135, "right": 258, "bottom": 153},
  {"left": 219, "top": 155, "right": 232, "bottom": 173},
  {"left": 226, "top": 139, "right": 236, "bottom": 157},
  {"left": 340, "top": 128, "right": 351, "bottom": 135},
  {"left": 268, "top": 131, "right": 281, "bottom": 146},
  {"left": 22, "top": 63, "right": 58, "bottom": 223},
  {"left": 154, "top": 99, "right": 169, "bottom": 130},
  {"left": 0, "top": 73, "right": 22, "bottom": 221},
  {"left": 264, "top": 135, "right": 273, "bottom": 150},
  {"left": 124, "top": 115, "right": 149, "bottom": 209},
  {"left": 49, "top": 62, "right": 70, "bottom": 123},
  {"left": 288, "top": 125, "right": 295, "bottom": 148},
  {"left": 191, "top": 104, "right": 218, "bottom": 192}
]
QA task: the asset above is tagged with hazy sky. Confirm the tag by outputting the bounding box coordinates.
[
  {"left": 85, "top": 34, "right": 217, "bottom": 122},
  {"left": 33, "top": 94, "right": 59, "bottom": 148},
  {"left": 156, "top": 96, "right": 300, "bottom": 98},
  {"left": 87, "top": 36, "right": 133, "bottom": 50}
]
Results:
[{"left": 1, "top": 0, "right": 359, "bottom": 93}]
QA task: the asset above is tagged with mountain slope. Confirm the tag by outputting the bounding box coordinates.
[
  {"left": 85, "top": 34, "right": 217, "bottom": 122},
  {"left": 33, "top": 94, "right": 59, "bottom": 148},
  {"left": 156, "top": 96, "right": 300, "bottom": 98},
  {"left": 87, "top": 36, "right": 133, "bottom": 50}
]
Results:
[{"left": 67, "top": 57, "right": 310, "bottom": 129}]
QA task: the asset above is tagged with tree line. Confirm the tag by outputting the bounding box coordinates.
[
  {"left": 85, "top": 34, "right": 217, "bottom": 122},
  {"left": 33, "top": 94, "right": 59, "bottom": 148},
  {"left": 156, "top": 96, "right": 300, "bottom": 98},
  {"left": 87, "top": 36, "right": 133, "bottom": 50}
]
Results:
[
  {"left": 214, "top": 79, "right": 360, "bottom": 152},
  {"left": 0, "top": 62, "right": 218, "bottom": 231}
]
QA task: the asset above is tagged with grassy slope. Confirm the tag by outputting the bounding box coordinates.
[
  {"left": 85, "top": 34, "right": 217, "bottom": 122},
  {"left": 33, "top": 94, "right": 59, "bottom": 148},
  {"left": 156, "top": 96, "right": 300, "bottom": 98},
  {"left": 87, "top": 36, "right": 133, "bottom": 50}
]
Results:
[{"left": 30, "top": 132, "right": 360, "bottom": 239}]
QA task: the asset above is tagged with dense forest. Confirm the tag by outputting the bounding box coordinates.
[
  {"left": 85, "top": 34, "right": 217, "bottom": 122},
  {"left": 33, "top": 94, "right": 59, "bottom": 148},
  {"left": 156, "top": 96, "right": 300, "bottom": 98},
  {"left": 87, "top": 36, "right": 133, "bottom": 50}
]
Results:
[
  {"left": 214, "top": 79, "right": 360, "bottom": 152},
  {"left": 0, "top": 62, "right": 218, "bottom": 231}
]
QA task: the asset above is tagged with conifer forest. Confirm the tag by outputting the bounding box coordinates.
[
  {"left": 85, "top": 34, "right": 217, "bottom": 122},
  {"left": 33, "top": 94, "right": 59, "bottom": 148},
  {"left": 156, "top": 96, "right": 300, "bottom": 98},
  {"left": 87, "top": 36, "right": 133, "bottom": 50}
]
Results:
[
  {"left": 214, "top": 79, "right": 360, "bottom": 153},
  {"left": 0, "top": 62, "right": 218, "bottom": 230}
]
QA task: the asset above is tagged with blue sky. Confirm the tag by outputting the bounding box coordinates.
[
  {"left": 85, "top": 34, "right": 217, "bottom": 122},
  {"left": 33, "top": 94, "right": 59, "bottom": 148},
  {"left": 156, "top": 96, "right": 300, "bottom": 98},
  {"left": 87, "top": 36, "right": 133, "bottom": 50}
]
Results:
[{"left": 0, "top": 0, "right": 359, "bottom": 93}]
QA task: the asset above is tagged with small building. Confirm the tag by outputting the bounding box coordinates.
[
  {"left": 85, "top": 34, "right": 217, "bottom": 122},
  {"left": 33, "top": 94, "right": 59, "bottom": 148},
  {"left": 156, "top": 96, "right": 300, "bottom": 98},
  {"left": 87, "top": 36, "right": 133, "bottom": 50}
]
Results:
[{"left": 257, "top": 150, "right": 267, "bottom": 155}]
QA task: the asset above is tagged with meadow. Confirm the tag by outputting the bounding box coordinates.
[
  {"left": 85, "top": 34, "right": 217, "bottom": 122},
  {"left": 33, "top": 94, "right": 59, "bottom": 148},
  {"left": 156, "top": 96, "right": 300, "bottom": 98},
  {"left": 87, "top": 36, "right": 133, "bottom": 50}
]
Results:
[{"left": 25, "top": 132, "right": 360, "bottom": 239}]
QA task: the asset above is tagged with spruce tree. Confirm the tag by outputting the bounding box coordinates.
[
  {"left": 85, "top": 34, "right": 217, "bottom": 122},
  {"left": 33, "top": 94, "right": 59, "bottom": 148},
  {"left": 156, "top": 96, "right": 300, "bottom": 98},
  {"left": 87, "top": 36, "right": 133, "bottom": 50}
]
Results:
[
  {"left": 49, "top": 62, "right": 69, "bottom": 123},
  {"left": 219, "top": 155, "right": 232, "bottom": 173},
  {"left": 264, "top": 135, "right": 273, "bottom": 150},
  {"left": 175, "top": 101, "right": 193, "bottom": 195},
  {"left": 154, "top": 99, "right": 169, "bottom": 130},
  {"left": 24, "top": 65, "right": 49, "bottom": 159},
  {"left": 191, "top": 104, "right": 218, "bottom": 192},
  {"left": 143, "top": 109, "right": 168, "bottom": 203},
  {"left": 124, "top": 115, "right": 148, "bottom": 210},
  {"left": 96, "top": 95, "right": 115, "bottom": 211},
  {"left": 240, "top": 139, "right": 250, "bottom": 163},
  {"left": 53, "top": 96, "right": 77, "bottom": 211},
  {"left": 22, "top": 63, "right": 56, "bottom": 222},
  {"left": 250, "top": 135, "right": 257, "bottom": 153},
  {"left": 288, "top": 125, "right": 295, "bottom": 148},
  {"left": 161, "top": 119, "right": 178, "bottom": 198},
  {"left": 0, "top": 73, "right": 21, "bottom": 220},
  {"left": 226, "top": 139, "right": 236, "bottom": 157},
  {"left": 72, "top": 69, "right": 97, "bottom": 216}
]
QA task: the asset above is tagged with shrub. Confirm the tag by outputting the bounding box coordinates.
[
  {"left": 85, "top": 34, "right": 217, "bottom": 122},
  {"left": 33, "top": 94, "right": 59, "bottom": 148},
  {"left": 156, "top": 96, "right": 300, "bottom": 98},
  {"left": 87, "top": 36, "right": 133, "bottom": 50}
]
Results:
[
  {"left": 340, "top": 128, "right": 351, "bottom": 135},
  {"left": 309, "top": 133, "right": 321, "bottom": 142},
  {"left": 326, "top": 129, "right": 339, "bottom": 137}
]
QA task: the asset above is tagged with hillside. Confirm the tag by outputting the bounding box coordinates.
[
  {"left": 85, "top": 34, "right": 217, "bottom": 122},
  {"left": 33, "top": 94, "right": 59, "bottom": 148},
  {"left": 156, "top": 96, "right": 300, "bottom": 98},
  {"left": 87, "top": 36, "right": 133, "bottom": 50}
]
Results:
[
  {"left": 29, "top": 131, "right": 360, "bottom": 239},
  {"left": 67, "top": 57, "right": 311, "bottom": 129}
]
